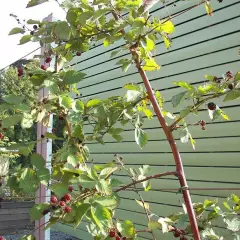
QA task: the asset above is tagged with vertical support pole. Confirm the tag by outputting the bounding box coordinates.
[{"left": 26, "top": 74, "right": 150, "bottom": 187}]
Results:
[{"left": 35, "top": 14, "right": 53, "bottom": 240}]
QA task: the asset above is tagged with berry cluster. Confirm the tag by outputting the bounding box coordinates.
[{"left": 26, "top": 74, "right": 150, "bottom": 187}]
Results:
[
  {"left": 172, "top": 228, "right": 187, "bottom": 239},
  {"left": 45, "top": 190, "right": 73, "bottom": 216},
  {"left": 199, "top": 120, "right": 206, "bottom": 131}
]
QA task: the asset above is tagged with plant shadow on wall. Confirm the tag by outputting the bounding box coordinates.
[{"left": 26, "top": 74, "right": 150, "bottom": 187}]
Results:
[{"left": 0, "top": 0, "right": 239, "bottom": 239}]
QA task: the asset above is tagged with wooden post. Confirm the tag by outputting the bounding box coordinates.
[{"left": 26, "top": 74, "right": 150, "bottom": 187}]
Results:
[{"left": 35, "top": 13, "right": 53, "bottom": 240}]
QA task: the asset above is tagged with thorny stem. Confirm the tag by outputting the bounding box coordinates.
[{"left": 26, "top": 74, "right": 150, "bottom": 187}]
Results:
[
  {"left": 115, "top": 171, "right": 176, "bottom": 192},
  {"left": 111, "top": 7, "right": 201, "bottom": 240},
  {"left": 117, "top": 158, "right": 157, "bottom": 240},
  {"left": 170, "top": 92, "right": 225, "bottom": 131}
]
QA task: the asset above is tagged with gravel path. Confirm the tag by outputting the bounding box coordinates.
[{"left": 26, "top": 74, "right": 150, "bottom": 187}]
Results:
[{"left": 3, "top": 229, "right": 78, "bottom": 240}]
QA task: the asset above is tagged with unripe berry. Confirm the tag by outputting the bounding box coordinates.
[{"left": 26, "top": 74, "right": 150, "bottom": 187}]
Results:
[
  {"left": 109, "top": 230, "right": 116, "bottom": 237},
  {"left": 50, "top": 195, "right": 58, "bottom": 204},
  {"left": 64, "top": 206, "right": 72, "bottom": 213},
  {"left": 64, "top": 193, "right": 71, "bottom": 202},
  {"left": 59, "top": 201, "right": 66, "bottom": 207},
  {"left": 115, "top": 237, "right": 121, "bottom": 240},
  {"left": 68, "top": 186, "right": 73, "bottom": 192},
  {"left": 207, "top": 102, "right": 216, "bottom": 111}
]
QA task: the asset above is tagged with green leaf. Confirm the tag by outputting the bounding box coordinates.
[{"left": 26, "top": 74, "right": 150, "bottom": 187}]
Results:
[
  {"left": 9, "top": 27, "right": 25, "bottom": 35},
  {"left": 224, "top": 218, "right": 240, "bottom": 232},
  {"left": 27, "top": 19, "right": 40, "bottom": 24},
  {"left": 2, "top": 115, "right": 22, "bottom": 128},
  {"left": 99, "top": 167, "right": 118, "bottom": 179},
  {"left": 163, "top": 35, "right": 171, "bottom": 49},
  {"left": 205, "top": 75, "right": 216, "bottom": 81},
  {"left": 148, "top": 221, "right": 161, "bottom": 231},
  {"left": 54, "top": 21, "right": 71, "bottom": 41},
  {"left": 95, "top": 194, "right": 119, "bottom": 210},
  {"left": 78, "top": 11, "right": 93, "bottom": 25},
  {"left": 135, "top": 127, "right": 148, "bottom": 149},
  {"left": 73, "top": 100, "right": 84, "bottom": 113},
  {"left": 234, "top": 72, "right": 240, "bottom": 81},
  {"left": 30, "top": 203, "right": 50, "bottom": 221},
  {"left": 179, "top": 129, "right": 189, "bottom": 143},
  {"left": 67, "top": 154, "right": 79, "bottom": 167},
  {"left": 220, "top": 111, "right": 230, "bottom": 121},
  {"left": 50, "top": 183, "right": 68, "bottom": 197},
  {"left": 44, "top": 132, "right": 61, "bottom": 140},
  {"left": 142, "top": 57, "right": 160, "bottom": 71},
  {"left": 223, "top": 90, "right": 240, "bottom": 101},
  {"left": 72, "top": 124, "right": 84, "bottom": 139},
  {"left": 231, "top": 194, "right": 239, "bottom": 203},
  {"left": 19, "top": 235, "right": 36, "bottom": 240},
  {"left": 203, "top": 199, "right": 217, "bottom": 209},
  {"left": 96, "top": 179, "right": 112, "bottom": 195},
  {"left": 112, "top": 134, "right": 123, "bottom": 142},
  {"left": 110, "top": 178, "right": 123, "bottom": 187},
  {"left": 27, "top": 0, "right": 48, "bottom": 8},
  {"left": 117, "top": 220, "right": 136, "bottom": 238},
  {"left": 75, "top": 203, "right": 91, "bottom": 228},
  {"left": 174, "top": 81, "right": 195, "bottom": 92},
  {"left": 31, "top": 153, "right": 45, "bottom": 170},
  {"left": 110, "top": 49, "right": 123, "bottom": 58},
  {"left": 126, "top": 90, "right": 141, "bottom": 102},
  {"left": 86, "top": 99, "right": 102, "bottom": 108},
  {"left": 135, "top": 199, "right": 150, "bottom": 210},
  {"left": 205, "top": 1, "right": 213, "bottom": 16},
  {"left": 63, "top": 70, "right": 86, "bottom": 84},
  {"left": 161, "top": 20, "right": 175, "bottom": 34},
  {"left": 158, "top": 217, "right": 169, "bottom": 233},
  {"left": 19, "top": 35, "right": 32, "bottom": 45},
  {"left": 171, "top": 91, "right": 187, "bottom": 107},
  {"left": 59, "top": 95, "right": 73, "bottom": 109},
  {"left": 37, "top": 168, "right": 50, "bottom": 185},
  {"left": 201, "top": 228, "right": 220, "bottom": 240},
  {"left": 21, "top": 113, "right": 34, "bottom": 129},
  {"left": 223, "top": 201, "right": 232, "bottom": 211},
  {"left": 146, "top": 37, "right": 155, "bottom": 51},
  {"left": 3, "top": 94, "right": 24, "bottom": 105},
  {"left": 123, "top": 83, "right": 140, "bottom": 91},
  {"left": 19, "top": 168, "right": 39, "bottom": 193}
]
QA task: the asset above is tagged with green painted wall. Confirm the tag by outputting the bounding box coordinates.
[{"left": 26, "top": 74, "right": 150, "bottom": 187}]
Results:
[{"left": 53, "top": 0, "right": 240, "bottom": 239}]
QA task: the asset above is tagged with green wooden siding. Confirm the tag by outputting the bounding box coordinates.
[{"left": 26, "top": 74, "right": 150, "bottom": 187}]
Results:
[{"left": 53, "top": 0, "right": 240, "bottom": 239}]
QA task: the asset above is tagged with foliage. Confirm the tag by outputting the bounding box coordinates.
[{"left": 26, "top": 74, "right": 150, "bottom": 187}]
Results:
[{"left": 0, "top": 0, "right": 238, "bottom": 239}]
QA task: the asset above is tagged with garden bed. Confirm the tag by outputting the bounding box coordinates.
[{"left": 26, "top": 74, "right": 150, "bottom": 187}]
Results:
[{"left": 0, "top": 201, "right": 34, "bottom": 235}]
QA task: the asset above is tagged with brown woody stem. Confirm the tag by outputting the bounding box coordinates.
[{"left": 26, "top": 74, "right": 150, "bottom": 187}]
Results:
[{"left": 111, "top": 9, "right": 201, "bottom": 240}]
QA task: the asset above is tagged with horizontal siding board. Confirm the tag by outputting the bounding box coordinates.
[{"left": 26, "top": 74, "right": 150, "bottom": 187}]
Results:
[
  {"left": 111, "top": 176, "right": 240, "bottom": 197},
  {"left": 84, "top": 122, "right": 240, "bottom": 144},
  {"left": 73, "top": 1, "right": 238, "bottom": 76},
  {"left": 110, "top": 166, "right": 240, "bottom": 183},
  {"left": 60, "top": 1, "right": 240, "bottom": 238},
  {"left": 87, "top": 137, "right": 240, "bottom": 153},
  {"left": 90, "top": 152, "right": 240, "bottom": 167}
]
